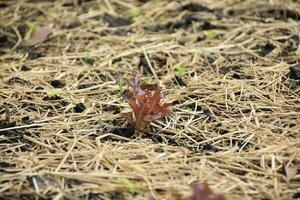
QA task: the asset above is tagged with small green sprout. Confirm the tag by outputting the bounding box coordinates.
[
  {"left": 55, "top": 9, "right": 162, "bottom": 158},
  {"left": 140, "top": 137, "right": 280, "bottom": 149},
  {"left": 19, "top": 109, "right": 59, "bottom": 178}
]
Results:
[
  {"left": 25, "top": 22, "right": 37, "bottom": 40},
  {"left": 175, "top": 64, "right": 187, "bottom": 75},
  {"left": 130, "top": 8, "right": 141, "bottom": 19},
  {"left": 47, "top": 89, "right": 60, "bottom": 97},
  {"left": 119, "top": 79, "right": 125, "bottom": 97},
  {"left": 83, "top": 51, "right": 95, "bottom": 65},
  {"left": 95, "top": 116, "right": 104, "bottom": 123},
  {"left": 84, "top": 51, "right": 91, "bottom": 59},
  {"left": 121, "top": 178, "right": 140, "bottom": 194},
  {"left": 203, "top": 30, "right": 215, "bottom": 37}
]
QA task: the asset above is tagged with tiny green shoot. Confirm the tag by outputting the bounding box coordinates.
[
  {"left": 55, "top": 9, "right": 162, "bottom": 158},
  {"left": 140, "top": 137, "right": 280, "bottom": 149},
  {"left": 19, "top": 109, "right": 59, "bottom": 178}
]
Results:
[
  {"left": 203, "top": 30, "right": 215, "bottom": 37},
  {"left": 119, "top": 79, "right": 125, "bottom": 97},
  {"left": 47, "top": 89, "right": 60, "bottom": 97},
  {"left": 84, "top": 51, "right": 92, "bottom": 59},
  {"left": 121, "top": 178, "right": 140, "bottom": 194},
  {"left": 175, "top": 64, "right": 187, "bottom": 75},
  {"left": 25, "top": 22, "right": 37, "bottom": 40},
  {"left": 95, "top": 116, "right": 103, "bottom": 123},
  {"left": 130, "top": 8, "right": 141, "bottom": 19},
  {"left": 83, "top": 51, "right": 95, "bottom": 64}
]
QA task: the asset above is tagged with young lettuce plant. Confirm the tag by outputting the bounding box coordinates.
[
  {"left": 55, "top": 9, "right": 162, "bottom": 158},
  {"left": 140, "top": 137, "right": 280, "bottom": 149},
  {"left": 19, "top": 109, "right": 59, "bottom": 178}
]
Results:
[
  {"left": 122, "top": 76, "right": 171, "bottom": 132},
  {"left": 187, "top": 182, "right": 226, "bottom": 200}
]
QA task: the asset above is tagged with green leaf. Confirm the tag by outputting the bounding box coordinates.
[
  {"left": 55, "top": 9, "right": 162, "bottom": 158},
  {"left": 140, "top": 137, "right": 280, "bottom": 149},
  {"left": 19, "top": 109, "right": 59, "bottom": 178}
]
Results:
[
  {"left": 130, "top": 8, "right": 141, "bottom": 18},
  {"left": 95, "top": 116, "right": 103, "bottom": 123},
  {"left": 119, "top": 79, "right": 125, "bottom": 97},
  {"left": 47, "top": 89, "right": 60, "bottom": 97},
  {"left": 26, "top": 22, "right": 37, "bottom": 33},
  {"left": 203, "top": 30, "right": 215, "bottom": 37},
  {"left": 83, "top": 51, "right": 95, "bottom": 64},
  {"left": 25, "top": 22, "right": 37, "bottom": 40},
  {"left": 175, "top": 64, "right": 187, "bottom": 75},
  {"left": 84, "top": 51, "right": 92, "bottom": 59},
  {"left": 121, "top": 179, "right": 140, "bottom": 194}
]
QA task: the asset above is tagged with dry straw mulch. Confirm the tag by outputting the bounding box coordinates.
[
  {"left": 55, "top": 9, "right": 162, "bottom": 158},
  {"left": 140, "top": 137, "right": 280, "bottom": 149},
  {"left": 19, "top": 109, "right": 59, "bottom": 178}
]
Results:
[{"left": 0, "top": 0, "right": 300, "bottom": 199}]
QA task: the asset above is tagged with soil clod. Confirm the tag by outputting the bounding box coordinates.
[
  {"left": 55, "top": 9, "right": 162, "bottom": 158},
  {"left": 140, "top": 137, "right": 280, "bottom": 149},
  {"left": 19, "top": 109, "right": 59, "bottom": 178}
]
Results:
[
  {"left": 73, "top": 102, "right": 86, "bottom": 113},
  {"left": 102, "top": 13, "right": 132, "bottom": 27},
  {"left": 50, "top": 80, "right": 65, "bottom": 88},
  {"left": 260, "top": 42, "right": 276, "bottom": 57},
  {"left": 289, "top": 64, "right": 300, "bottom": 80},
  {"left": 111, "top": 124, "right": 135, "bottom": 138}
]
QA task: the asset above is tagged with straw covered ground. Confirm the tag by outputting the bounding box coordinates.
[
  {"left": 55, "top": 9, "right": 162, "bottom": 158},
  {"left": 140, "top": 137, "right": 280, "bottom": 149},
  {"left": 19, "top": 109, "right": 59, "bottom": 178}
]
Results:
[{"left": 0, "top": 0, "right": 300, "bottom": 199}]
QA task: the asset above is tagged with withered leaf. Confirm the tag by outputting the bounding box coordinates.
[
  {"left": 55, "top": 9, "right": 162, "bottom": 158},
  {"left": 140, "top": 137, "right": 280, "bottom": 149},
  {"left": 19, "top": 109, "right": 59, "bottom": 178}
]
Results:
[
  {"left": 25, "top": 26, "right": 52, "bottom": 46},
  {"left": 283, "top": 163, "right": 298, "bottom": 181}
]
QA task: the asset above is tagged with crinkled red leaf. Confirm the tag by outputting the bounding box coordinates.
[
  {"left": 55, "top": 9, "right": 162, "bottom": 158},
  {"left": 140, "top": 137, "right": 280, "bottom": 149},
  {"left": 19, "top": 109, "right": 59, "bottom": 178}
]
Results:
[
  {"left": 122, "top": 76, "right": 171, "bottom": 132},
  {"left": 187, "top": 183, "right": 226, "bottom": 200},
  {"left": 140, "top": 83, "right": 160, "bottom": 91}
]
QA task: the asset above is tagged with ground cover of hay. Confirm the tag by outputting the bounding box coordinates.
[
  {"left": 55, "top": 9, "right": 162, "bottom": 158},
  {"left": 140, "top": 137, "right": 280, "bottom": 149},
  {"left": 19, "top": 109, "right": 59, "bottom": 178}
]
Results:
[{"left": 0, "top": 0, "right": 300, "bottom": 199}]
